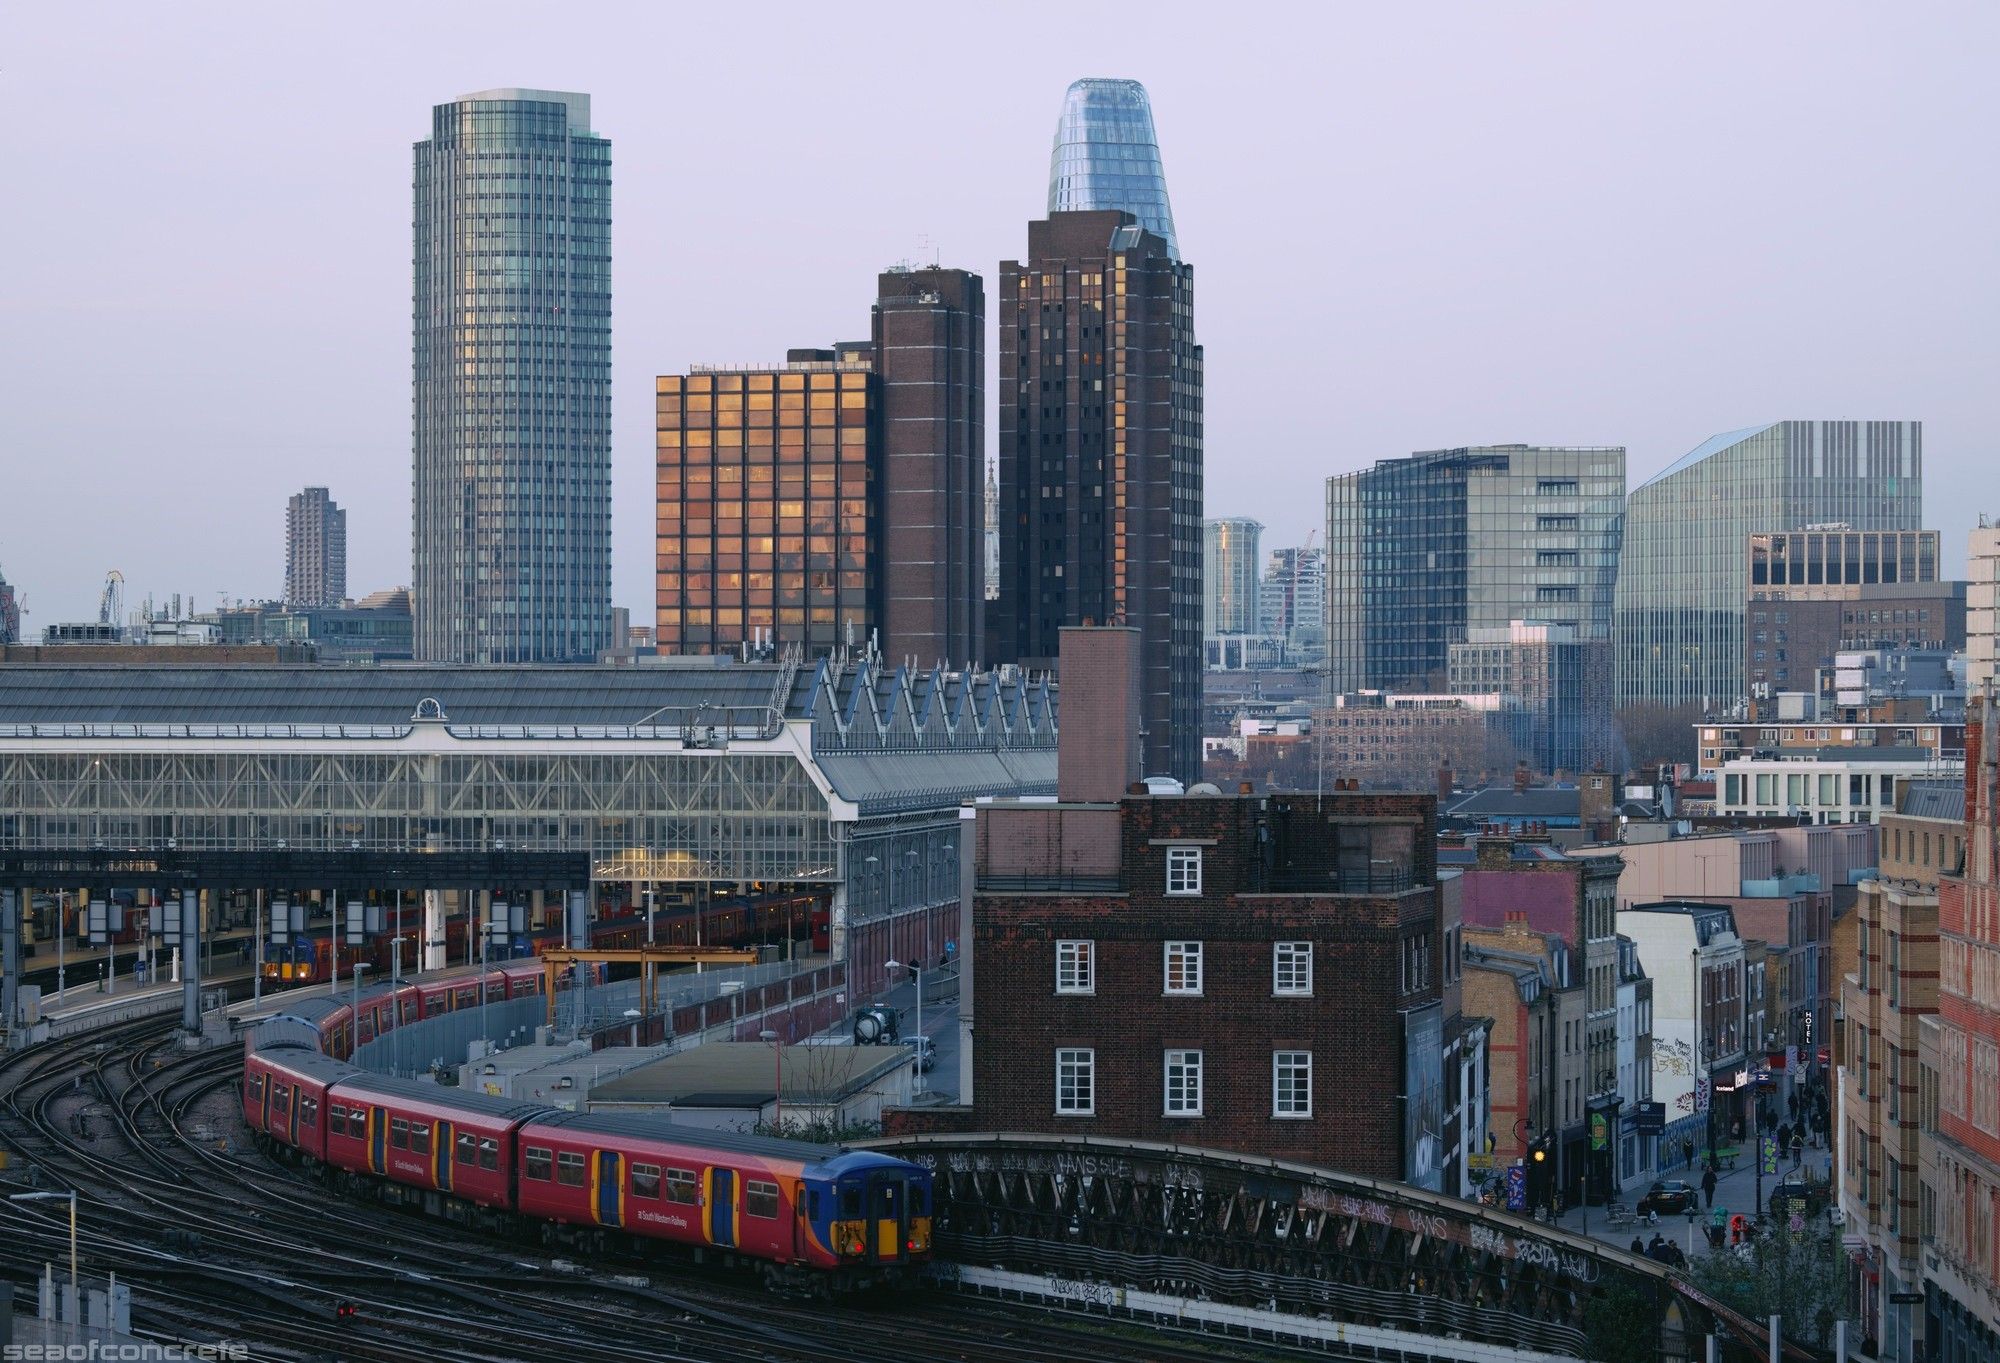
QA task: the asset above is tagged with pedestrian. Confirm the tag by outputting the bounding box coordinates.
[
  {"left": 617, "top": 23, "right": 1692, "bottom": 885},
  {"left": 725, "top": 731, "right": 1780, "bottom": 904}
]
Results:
[
  {"left": 1646, "top": 1233, "right": 1668, "bottom": 1261},
  {"left": 1630, "top": 1236, "right": 1646, "bottom": 1255},
  {"left": 1701, "top": 1164, "right": 1717, "bottom": 1209},
  {"left": 1777, "top": 1121, "right": 1791, "bottom": 1151}
]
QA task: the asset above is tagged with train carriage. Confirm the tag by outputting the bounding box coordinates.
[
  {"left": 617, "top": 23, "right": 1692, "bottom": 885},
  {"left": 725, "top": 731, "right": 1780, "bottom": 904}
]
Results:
[
  {"left": 243, "top": 1046, "right": 348, "bottom": 1162},
  {"left": 511, "top": 1111, "right": 931, "bottom": 1288},
  {"left": 322, "top": 1070, "right": 543, "bottom": 1213}
]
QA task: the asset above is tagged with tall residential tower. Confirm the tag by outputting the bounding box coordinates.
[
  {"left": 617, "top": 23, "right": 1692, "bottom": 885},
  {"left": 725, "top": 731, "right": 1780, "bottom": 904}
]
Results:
[
  {"left": 989, "top": 210, "right": 1203, "bottom": 782},
  {"left": 412, "top": 89, "right": 612, "bottom": 663},
  {"left": 284, "top": 486, "right": 347, "bottom": 608}
]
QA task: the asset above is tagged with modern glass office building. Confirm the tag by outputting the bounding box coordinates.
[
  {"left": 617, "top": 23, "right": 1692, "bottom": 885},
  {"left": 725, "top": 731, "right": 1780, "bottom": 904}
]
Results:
[
  {"left": 1047, "top": 78, "right": 1180, "bottom": 260},
  {"left": 1204, "top": 517, "right": 1263, "bottom": 637},
  {"left": 412, "top": 89, "right": 612, "bottom": 663},
  {"left": 1324, "top": 445, "right": 1626, "bottom": 694},
  {"left": 1613, "top": 421, "right": 1924, "bottom": 713}
]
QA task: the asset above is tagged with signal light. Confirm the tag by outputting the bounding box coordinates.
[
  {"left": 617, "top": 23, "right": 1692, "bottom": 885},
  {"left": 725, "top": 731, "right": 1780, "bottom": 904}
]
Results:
[
  {"left": 336, "top": 1303, "right": 359, "bottom": 1322},
  {"left": 1532, "top": 1147, "right": 1546, "bottom": 1163}
]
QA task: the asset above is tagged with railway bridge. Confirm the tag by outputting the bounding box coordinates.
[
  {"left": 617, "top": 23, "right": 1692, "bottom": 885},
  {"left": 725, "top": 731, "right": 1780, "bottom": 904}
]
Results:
[{"left": 868, "top": 1132, "right": 1811, "bottom": 1363}]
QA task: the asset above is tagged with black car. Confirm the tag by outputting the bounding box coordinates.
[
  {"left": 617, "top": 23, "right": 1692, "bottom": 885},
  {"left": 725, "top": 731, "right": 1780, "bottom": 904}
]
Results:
[
  {"left": 1637, "top": 1180, "right": 1698, "bottom": 1217},
  {"left": 1768, "top": 1176, "right": 1829, "bottom": 1219}
]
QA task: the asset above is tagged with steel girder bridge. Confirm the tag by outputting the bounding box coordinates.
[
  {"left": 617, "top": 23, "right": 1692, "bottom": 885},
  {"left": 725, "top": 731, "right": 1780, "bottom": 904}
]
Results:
[{"left": 867, "top": 1133, "right": 1813, "bottom": 1363}]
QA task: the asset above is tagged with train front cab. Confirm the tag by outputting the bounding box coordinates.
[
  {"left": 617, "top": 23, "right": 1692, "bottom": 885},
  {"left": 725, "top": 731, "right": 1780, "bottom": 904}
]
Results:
[{"left": 819, "top": 1156, "right": 930, "bottom": 1275}]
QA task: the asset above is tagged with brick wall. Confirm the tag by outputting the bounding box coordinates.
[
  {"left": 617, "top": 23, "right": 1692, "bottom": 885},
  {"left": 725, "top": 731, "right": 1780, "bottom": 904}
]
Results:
[{"left": 968, "top": 791, "right": 1442, "bottom": 1181}]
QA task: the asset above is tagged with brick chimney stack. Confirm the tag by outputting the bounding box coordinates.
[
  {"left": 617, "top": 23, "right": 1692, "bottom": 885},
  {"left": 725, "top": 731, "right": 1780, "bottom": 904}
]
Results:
[
  {"left": 1513, "top": 759, "right": 1530, "bottom": 796},
  {"left": 1437, "top": 764, "right": 1454, "bottom": 804},
  {"left": 1057, "top": 625, "right": 1143, "bottom": 803}
]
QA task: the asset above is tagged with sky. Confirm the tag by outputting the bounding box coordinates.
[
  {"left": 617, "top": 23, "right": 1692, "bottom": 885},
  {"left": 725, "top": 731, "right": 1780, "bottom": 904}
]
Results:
[{"left": 2, "top": 1, "right": 1995, "bottom": 628}]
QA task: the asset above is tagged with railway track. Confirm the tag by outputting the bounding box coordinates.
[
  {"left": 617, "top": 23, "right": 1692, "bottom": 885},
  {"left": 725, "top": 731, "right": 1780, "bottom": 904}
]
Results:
[{"left": 0, "top": 1019, "right": 1317, "bottom": 1362}]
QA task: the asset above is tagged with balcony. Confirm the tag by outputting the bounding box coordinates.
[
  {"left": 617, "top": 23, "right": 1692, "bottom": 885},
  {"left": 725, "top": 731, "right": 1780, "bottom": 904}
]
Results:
[
  {"left": 1264, "top": 864, "right": 1416, "bottom": 895},
  {"left": 1742, "top": 873, "right": 1822, "bottom": 897}
]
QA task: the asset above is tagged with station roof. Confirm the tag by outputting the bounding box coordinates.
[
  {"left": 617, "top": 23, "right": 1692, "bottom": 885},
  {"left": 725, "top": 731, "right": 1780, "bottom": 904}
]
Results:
[{"left": 0, "top": 663, "right": 794, "bottom": 729}]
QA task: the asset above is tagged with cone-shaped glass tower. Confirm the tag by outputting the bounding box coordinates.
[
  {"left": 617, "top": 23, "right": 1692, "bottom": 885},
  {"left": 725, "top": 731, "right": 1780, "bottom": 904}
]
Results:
[{"left": 1047, "top": 77, "right": 1179, "bottom": 259}]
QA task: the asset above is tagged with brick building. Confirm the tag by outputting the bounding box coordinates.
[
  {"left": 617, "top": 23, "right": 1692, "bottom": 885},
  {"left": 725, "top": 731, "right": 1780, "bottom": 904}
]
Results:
[
  {"left": 1842, "top": 869, "right": 1939, "bottom": 1362},
  {"left": 1447, "top": 833, "right": 1648, "bottom": 1201},
  {"left": 1922, "top": 696, "right": 2000, "bottom": 1363},
  {"left": 960, "top": 787, "right": 1465, "bottom": 1190}
]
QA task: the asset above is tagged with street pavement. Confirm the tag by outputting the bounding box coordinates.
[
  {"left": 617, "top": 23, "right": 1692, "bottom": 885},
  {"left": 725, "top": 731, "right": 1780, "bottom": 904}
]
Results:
[{"left": 1552, "top": 1138, "right": 1837, "bottom": 1259}]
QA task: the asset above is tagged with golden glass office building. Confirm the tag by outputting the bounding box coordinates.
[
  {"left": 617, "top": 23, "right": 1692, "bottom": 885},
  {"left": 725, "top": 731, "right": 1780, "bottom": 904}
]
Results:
[{"left": 655, "top": 361, "right": 878, "bottom": 657}]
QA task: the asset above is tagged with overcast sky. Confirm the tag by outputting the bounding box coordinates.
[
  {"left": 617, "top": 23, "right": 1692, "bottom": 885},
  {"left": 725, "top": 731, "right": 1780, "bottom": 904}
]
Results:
[{"left": 2, "top": 1, "right": 1994, "bottom": 628}]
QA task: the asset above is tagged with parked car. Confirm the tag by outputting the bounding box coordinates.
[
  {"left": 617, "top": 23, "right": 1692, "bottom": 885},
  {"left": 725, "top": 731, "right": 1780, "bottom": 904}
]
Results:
[
  {"left": 900, "top": 1035, "right": 936, "bottom": 1073},
  {"left": 1636, "top": 1180, "right": 1698, "bottom": 1218},
  {"left": 1768, "top": 1175, "right": 1828, "bottom": 1218}
]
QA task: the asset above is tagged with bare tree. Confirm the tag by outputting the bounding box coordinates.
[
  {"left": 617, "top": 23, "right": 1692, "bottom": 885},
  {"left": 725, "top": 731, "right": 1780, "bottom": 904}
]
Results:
[{"left": 1615, "top": 703, "right": 1704, "bottom": 771}]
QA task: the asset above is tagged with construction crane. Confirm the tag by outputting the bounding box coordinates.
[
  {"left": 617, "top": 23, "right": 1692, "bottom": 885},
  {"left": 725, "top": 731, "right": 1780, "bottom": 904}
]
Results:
[{"left": 97, "top": 570, "right": 125, "bottom": 629}]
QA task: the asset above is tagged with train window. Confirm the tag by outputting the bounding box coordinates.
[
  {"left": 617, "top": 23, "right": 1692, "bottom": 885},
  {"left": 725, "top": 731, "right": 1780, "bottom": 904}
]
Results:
[
  {"left": 358, "top": 1017, "right": 375, "bottom": 1044},
  {"left": 555, "top": 1152, "right": 586, "bottom": 1187},
  {"left": 455, "top": 1132, "right": 477, "bottom": 1165},
  {"left": 478, "top": 1137, "right": 499, "bottom": 1171},
  {"left": 273, "top": 1087, "right": 291, "bottom": 1118},
  {"left": 665, "top": 1168, "right": 698, "bottom": 1204},
  {"left": 410, "top": 1123, "right": 432, "bottom": 1156},
  {"left": 911, "top": 1185, "right": 927, "bottom": 1215},
  {"left": 390, "top": 1118, "right": 409, "bottom": 1150},
  {"left": 300, "top": 1098, "right": 318, "bottom": 1125},
  {"left": 246, "top": 1074, "right": 264, "bottom": 1103},
  {"left": 875, "top": 1184, "right": 901, "bottom": 1219},
  {"left": 525, "top": 1147, "right": 552, "bottom": 1181},
  {"left": 327, "top": 1105, "right": 346, "bottom": 1138},
  {"left": 808, "top": 1191, "right": 821, "bottom": 1220},
  {"left": 399, "top": 998, "right": 416, "bottom": 1024},
  {"left": 745, "top": 1181, "right": 780, "bottom": 1220},
  {"left": 839, "top": 1186, "right": 862, "bottom": 1217},
  {"left": 631, "top": 1163, "right": 661, "bottom": 1199}
]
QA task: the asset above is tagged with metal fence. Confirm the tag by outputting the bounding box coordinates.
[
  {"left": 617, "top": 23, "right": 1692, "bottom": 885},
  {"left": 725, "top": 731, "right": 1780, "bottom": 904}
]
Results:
[{"left": 354, "top": 995, "right": 543, "bottom": 1078}]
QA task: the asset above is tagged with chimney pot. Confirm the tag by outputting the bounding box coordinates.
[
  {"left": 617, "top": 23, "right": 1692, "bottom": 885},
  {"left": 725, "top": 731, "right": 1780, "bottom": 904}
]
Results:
[
  {"left": 1126, "top": 781, "right": 1147, "bottom": 796},
  {"left": 1238, "top": 781, "right": 1253, "bottom": 795}
]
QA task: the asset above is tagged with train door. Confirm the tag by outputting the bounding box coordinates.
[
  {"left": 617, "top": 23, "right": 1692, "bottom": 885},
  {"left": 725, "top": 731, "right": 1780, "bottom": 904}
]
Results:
[
  {"left": 709, "top": 1168, "right": 735, "bottom": 1248},
  {"left": 287, "top": 1085, "right": 300, "bottom": 1146},
  {"left": 436, "top": 1120, "right": 453, "bottom": 1192},
  {"left": 368, "top": 1106, "right": 386, "bottom": 1175},
  {"left": 596, "top": 1151, "right": 622, "bottom": 1228},
  {"left": 258, "top": 1072, "right": 272, "bottom": 1131},
  {"left": 868, "top": 1171, "right": 909, "bottom": 1263}
]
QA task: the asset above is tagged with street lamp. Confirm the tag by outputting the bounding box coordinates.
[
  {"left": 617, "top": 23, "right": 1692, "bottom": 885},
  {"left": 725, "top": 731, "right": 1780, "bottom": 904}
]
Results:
[
  {"left": 760, "top": 1027, "right": 782, "bottom": 1133},
  {"left": 887, "top": 958, "right": 922, "bottom": 1096},
  {"left": 10, "top": 1190, "right": 77, "bottom": 1314}
]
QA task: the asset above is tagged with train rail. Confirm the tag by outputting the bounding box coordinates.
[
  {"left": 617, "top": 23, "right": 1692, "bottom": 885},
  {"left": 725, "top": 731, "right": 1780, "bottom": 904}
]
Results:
[{"left": 0, "top": 1018, "right": 1316, "bottom": 1362}]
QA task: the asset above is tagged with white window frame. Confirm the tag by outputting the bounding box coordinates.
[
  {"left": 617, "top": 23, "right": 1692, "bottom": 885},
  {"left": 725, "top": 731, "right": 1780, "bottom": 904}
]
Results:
[
  {"left": 1274, "top": 941, "right": 1313, "bottom": 997},
  {"left": 1274, "top": 1050, "right": 1313, "bottom": 1118},
  {"left": 1166, "top": 846, "right": 1203, "bottom": 896},
  {"left": 1165, "top": 1049, "right": 1204, "bottom": 1117},
  {"left": 1055, "top": 939, "right": 1095, "bottom": 995},
  {"left": 1164, "top": 940, "right": 1204, "bottom": 996},
  {"left": 1055, "top": 1048, "right": 1095, "bottom": 1116}
]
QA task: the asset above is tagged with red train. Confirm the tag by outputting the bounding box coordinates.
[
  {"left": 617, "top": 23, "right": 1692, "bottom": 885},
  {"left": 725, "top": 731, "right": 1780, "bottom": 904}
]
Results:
[
  {"left": 243, "top": 968, "right": 930, "bottom": 1291},
  {"left": 264, "top": 893, "right": 826, "bottom": 986}
]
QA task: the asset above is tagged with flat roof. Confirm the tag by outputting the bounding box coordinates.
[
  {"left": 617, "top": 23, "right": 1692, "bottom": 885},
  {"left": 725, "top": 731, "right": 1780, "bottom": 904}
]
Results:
[{"left": 589, "top": 1041, "right": 909, "bottom": 1107}]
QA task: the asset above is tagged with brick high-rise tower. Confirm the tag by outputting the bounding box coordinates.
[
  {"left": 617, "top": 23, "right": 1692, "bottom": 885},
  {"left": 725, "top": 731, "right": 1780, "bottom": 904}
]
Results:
[{"left": 989, "top": 210, "right": 1203, "bottom": 781}]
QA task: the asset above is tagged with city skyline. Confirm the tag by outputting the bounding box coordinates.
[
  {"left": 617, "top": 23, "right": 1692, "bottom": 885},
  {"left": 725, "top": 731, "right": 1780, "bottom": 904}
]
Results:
[{"left": 4, "top": 4, "right": 1997, "bottom": 627}]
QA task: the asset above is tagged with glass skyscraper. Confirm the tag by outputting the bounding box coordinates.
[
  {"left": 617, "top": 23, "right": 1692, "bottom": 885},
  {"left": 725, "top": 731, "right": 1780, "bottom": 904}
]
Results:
[
  {"left": 1613, "top": 421, "right": 1923, "bottom": 713},
  {"left": 1325, "top": 445, "right": 1626, "bottom": 694},
  {"left": 1204, "top": 517, "right": 1263, "bottom": 636},
  {"left": 412, "top": 89, "right": 611, "bottom": 663},
  {"left": 1047, "top": 78, "right": 1180, "bottom": 260}
]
